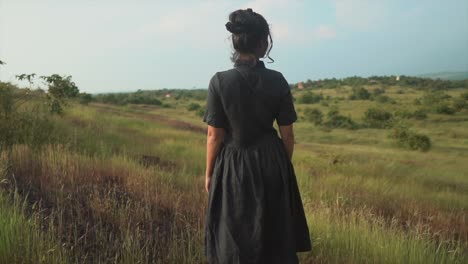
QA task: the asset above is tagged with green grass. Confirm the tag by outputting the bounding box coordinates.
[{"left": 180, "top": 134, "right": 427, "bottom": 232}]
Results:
[
  {"left": 0, "top": 188, "right": 69, "bottom": 264},
  {"left": 1, "top": 84, "right": 467, "bottom": 263}
]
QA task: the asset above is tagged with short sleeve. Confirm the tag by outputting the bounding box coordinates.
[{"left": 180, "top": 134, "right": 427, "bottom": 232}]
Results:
[
  {"left": 276, "top": 74, "right": 298, "bottom": 126},
  {"left": 202, "top": 73, "right": 228, "bottom": 128}
]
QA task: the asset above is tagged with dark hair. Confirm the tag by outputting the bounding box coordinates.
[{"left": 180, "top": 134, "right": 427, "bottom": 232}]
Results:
[{"left": 225, "top": 8, "right": 274, "bottom": 64}]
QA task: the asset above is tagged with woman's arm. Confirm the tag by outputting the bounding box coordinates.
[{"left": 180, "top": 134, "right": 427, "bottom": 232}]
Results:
[
  {"left": 278, "top": 123, "right": 294, "bottom": 161},
  {"left": 205, "top": 125, "right": 225, "bottom": 192}
]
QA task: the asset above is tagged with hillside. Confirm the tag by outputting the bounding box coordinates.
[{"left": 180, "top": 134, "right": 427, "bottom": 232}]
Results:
[
  {"left": 1, "top": 80, "right": 468, "bottom": 263},
  {"left": 418, "top": 71, "right": 468, "bottom": 81}
]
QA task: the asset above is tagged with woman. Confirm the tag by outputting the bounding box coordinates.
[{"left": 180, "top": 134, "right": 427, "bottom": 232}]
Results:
[{"left": 203, "top": 8, "right": 312, "bottom": 264}]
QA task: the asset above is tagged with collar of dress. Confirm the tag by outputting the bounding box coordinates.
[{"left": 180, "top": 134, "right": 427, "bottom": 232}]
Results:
[{"left": 234, "top": 59, "right": 266, "bottom": 69}]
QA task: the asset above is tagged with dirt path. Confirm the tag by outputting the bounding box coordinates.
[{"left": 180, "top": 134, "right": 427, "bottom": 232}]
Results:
[{"left": 89, "top": 103, "right": 206, "bottom": 134}]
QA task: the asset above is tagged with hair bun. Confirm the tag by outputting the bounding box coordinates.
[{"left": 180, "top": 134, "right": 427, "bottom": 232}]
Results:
[{"left": 225, "top": 21, "right": 248, "bottom": 34}]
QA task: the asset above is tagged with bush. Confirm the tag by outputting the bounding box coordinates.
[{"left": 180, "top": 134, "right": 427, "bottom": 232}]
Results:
[
  {"left": 78, "top": 93, "right": 93, "bottom": 105},
  {"left": 372, "top": 87, "right": 386, "bottom": 96},
  {"left": 396, "top": 89, "right": 405, "bottom": 94},
  {"left": 420, "top": 90, "right": 451, "bottom": 106},
  {"left": 349, "top": 86, "right": 371, "bottom": 100},
  {"left": 388, "top": 125, "right": 431, "bottom": 152},
  {"left": 197, "top": 107, "right": 206, "bottom": 118},
  {"left": 0, "top": 82, "right": 57, "bottom": 152},
  {"left": 187, "top": 103, "right": 201, "bottom": 111},
  {"left": 394, "top": 109, "right": 427, "bottom": 120},
  {"left": 304, "top": 107, "right": 323, "bottom": 125},
  {"left": 374, "top": 95, "right": 394, "bottom": 104},
  {"left": 363, "top": 107, "right": 393, "bottom": 128},
  {"left": 407, "top": 134, "right": 431, "bottom": 152},
  {"left": 324, "top": 115, "right": 358, "bottom": 129},
  {"left": 323, "top": 106, "right": 358, "bottom": 129},
  {"left": 453, "top": 98, "right": 466, "bottom": 111},
  {"left": 433, "top": 103, "right": 455, "bottom": 115},
  {"left": 394, "top": 110, "right": 413, "bottom": 119},
  {"left": 412, "top": 109, "right": 428, "bottom": 120},
  {"left": 298, "top": 91, "right": 323, "bottom": 104},
  {"left": 461, "top": 91, "right": 468, "bottom": 100}
]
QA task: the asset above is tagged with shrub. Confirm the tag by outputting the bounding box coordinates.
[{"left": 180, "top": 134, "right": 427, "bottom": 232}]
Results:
[
  {"left": 349, "top": 86, "right": 371, "bottom": 100},
  {"left": 388, "top": 125, "right": 431, "bottom": 152},
  {"left": 304, "top": 107, "right": 323, "bottom": 125},
  {"left": 187, "top": 103, "right": 201, "bottom": 111},
  {"left": 323, "top": 106, "right": 358, "bottom": 129},
  {"left": 394, "top": 109, "right": 427, "bottom": 120},
  {"left": 394, "top": 110, "right": 413, "bottom": 119},
  {"left": 374, "top": 95, "right": 392, "bottom": 104},
  {"left": 461, "top": 91, "right": 468, "bottom": 100},
  {"left": 78, "top": 93, "right": 93, "bottom": 105},
  {"left": 372, "top": 87, "right": 386, "bottom": 96},
  {"left": 433, "top": 103, "right": 455, "bottom": 115},
  {"left": 396, "top": 89, "right": 405, "bottom": 94},
  {"left": 406, "top": 133, "right": 431, "bottom": 152},
  {"left": 412, "top": 109, "right": 428, "bottom": 120},
  {"left": 324, "top": 115, "right": 358, "bottom": 129},
  {"left": 420, "top": 90, "right": 451, "bottom": 106},
  {"left": 298, "top": 91, "right": 323, "bottom": 104},
  {"left": 0, "top": 82, "right": 57, "bottom": 153},
  {"left": 197, "top": 107, "right": 206, "bottom": 118},
  {"left": 363, "top": 107, "right": 393, "bottom": 128},
  {"left": 453, "top": 98, "right": 466, "bottom": 111}
]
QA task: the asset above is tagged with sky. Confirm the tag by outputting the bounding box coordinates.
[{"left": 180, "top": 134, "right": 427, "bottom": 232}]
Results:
[{"left": 0, "top": 0, "right": 467, "bottom": 94}]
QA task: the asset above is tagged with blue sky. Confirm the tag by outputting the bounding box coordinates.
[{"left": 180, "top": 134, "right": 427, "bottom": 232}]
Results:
[{"left": 0, "top": 0, "right": 467, "bottom": 93}]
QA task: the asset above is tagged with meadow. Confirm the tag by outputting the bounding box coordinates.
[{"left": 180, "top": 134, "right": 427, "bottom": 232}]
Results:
[{"left": 0, "top": 78, "right": 467, "bottom": 263}]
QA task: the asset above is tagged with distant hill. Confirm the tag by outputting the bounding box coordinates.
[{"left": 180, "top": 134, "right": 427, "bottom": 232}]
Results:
[{"left": 417, "top": 72, "right": 468, "bottom": 81}]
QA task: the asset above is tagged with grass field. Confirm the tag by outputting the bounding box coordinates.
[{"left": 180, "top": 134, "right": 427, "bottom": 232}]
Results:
[{"left": 1, "top": 84, "right": 467, "bottom": 263}]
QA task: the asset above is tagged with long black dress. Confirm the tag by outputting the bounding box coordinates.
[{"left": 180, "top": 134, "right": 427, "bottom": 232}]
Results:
[{"left": 203, "top": 59, "right": 312, "bottom": 264}]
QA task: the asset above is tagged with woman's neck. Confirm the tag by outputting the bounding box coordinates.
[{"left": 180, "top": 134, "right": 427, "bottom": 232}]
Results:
[
  {"left": 237, "top": 53, "right": 258, "bottom": 66},
  {"left": 238, "top": 53, "right": 258, "bottom": 60}
]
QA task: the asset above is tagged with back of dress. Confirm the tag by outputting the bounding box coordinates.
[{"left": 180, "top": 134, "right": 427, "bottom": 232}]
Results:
[
  {"left": 203, "top": 59, "right": 312, "bottom": 264},
  {"left": 203, "top": 60, "right": 297, "bottom": 147}
]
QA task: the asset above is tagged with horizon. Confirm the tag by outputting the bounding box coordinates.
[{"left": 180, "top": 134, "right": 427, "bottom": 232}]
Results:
[{"left": 1, "top": 0, "right": 467, "bottom": 93}]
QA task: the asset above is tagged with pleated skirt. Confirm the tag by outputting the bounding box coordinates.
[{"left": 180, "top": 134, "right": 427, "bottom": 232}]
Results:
[{"left": 204, "top": 133, "right": 312, "bottom": 264}]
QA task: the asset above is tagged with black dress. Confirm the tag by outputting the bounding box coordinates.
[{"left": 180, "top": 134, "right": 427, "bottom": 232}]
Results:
[{"left": 203, "top": 59, "right": 312, "bottom": 264}]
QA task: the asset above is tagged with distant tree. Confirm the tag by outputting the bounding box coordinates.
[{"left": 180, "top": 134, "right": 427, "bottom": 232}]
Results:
[
  {"left": 40, "top": 74, "right": 79, "bottom": 98},
  {"left": 78, "top": 92, "right": 93, "bottom": 105},
  {"left": 16, "top": 73, "right": 36, "bottom": 89},
  {"left": 39, "top": 74, "right": 80, "bottom": 114},
  {"left": 0, "top": 60, "right": 5, "bottom": 65}
]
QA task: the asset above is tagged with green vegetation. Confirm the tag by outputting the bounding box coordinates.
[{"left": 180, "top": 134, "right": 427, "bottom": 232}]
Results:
[
  {"left": 362, "top": 107, "right": 394, "bottom": 128},
  {"left": 388, "top": 124, "right": 432, "bottom": 152},
  {"left": 1, "top": 73, "right": 467, "bottom": 263},
  {"left": 299, "top": 91, "right": 324, "bottom": 104}
]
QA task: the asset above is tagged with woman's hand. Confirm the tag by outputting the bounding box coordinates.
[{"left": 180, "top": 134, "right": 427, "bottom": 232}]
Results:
[
  {"left": 278, "top": 123, "right": 295, "bottom": 161},
  {"left": 205, "top": 125, "right": 225, "bottom": 193}
]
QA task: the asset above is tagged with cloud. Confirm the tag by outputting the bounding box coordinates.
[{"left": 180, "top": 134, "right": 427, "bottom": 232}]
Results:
[
  {"left": 314, "top": 25, "right": 337, "bottom": 39},
  {"left": 138, "top": 1, "right": 227, "bottom": 38},
  {"left": 334, "top": 0, "right": 390, "bottom": 31},
  {"left": 242, "top": 0, "right": 292, "bottom": 13}
]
